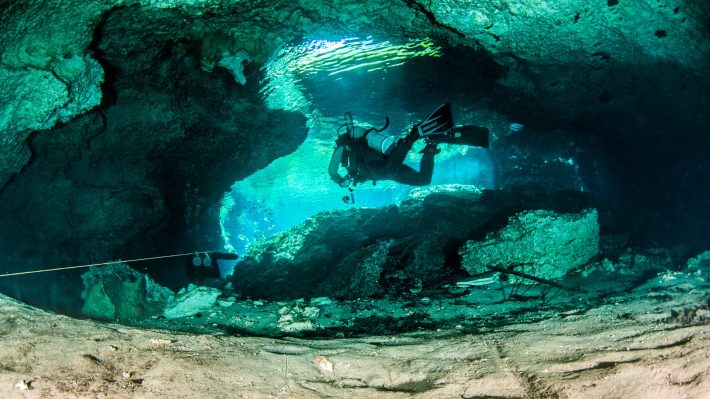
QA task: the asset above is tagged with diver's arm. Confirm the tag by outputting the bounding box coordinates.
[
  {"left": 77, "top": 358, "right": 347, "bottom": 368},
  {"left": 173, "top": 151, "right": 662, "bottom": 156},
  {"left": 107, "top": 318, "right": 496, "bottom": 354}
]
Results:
[{"left": 328, "top": 146, "right": 348, "bottom": 186}]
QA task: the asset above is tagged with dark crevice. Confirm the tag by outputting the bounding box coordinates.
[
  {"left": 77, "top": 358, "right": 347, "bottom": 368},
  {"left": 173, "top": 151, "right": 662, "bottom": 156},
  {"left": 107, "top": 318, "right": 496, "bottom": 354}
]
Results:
[
  {"left": 0, "top": 130, "right": 40, "bottom": 198},
  {"left": 86, "top": 111, "right": 108, "bottom": 150},
  {"left": 403, "top": 0, "right": 465, "bottom": 38},
  {"left": 20, "top": 131, "right": 40, "bottom": 175},
  {"left": 87, "top": 6, "right": 125, "bottom": 109},
  {"left": 591, "top": 51, "right": 611, "bottom": 62},
  {"left": 443, "top": 238, "right": 464, "bottom": 269},
  {"left": 0, "top": 173, "right": 17, "bottom": 196}
]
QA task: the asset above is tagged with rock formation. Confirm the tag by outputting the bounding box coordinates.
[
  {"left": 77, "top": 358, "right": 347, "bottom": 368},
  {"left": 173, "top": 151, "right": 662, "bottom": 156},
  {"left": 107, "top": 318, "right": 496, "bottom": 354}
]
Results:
[
  {"left": 2, "top": 251, "right": 709, "bottom": 397},
  {"left": 0, "top": 1, "right": 708, "bottom": 395},
  {"left": 228, "top": 187, "right": 596, "bottom": 300}
]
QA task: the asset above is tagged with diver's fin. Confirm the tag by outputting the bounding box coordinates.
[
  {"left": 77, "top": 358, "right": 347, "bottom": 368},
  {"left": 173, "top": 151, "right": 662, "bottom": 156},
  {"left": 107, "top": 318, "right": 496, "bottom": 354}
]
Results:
[
  {"left": 427, "top": 125, "right": 490, "bottom": 148},
  {"left": 416, "top": 103, "right": 454, "bottom": 137},
  {"left": 452, "top": 125, "right": 490, "bottom": 148}
]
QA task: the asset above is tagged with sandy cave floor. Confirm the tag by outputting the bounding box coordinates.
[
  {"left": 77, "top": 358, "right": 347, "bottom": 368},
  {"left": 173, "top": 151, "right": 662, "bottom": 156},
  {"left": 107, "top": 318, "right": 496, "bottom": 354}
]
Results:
[{"left": 0, "top": 280, "right": 709, "bottom": 399}]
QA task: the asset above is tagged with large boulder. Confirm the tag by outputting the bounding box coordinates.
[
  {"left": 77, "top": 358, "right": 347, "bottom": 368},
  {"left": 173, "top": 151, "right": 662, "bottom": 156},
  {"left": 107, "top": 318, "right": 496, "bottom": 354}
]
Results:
[
  {"left": 163, "top": 285, "right": 222, "bottom": 320},
  {"left": 80, "top": 262, "right": 174, "bottom": 322},
  {"left": 229, "top": 187, "right": 596, "bottom": 300},
  {"left": 460, "top": 209, "right": 600, "bottom": 280}
]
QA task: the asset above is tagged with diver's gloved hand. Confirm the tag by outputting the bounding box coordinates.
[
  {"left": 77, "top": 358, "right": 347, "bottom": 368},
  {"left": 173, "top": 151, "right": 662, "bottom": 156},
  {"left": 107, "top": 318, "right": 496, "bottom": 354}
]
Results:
[{"left": 339, "top": 178, "right": 352, "bottom": 188}]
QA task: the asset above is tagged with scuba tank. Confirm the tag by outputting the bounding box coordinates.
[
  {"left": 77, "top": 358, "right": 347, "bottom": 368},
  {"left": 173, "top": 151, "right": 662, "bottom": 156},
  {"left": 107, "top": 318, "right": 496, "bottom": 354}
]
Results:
[
  {"left": 363, "top": 128, "right": 396, "bottom": 155},
  {"left": 338, "top": 112, "right": 393, "bottom": 154}
]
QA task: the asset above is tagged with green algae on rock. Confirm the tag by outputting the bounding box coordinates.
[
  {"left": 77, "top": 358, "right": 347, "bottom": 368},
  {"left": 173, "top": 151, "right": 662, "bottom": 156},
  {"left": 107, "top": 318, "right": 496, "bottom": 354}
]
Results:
[
  {"left": 460, "top": 209, "right": 599, "bottom": 280},
  {"left": 81, "top": 262, "right": 173, "bottom": 322}
]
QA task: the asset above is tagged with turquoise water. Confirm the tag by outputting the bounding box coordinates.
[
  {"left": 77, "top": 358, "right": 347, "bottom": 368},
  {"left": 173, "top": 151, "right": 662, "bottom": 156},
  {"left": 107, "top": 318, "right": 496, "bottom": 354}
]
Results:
[{"left": 220, "top": 38, "right": 497, "bottom": 264}]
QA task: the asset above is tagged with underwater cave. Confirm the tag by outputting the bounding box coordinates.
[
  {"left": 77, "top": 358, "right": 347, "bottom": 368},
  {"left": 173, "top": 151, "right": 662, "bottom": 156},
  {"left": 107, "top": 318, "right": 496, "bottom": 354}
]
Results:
[{"left": 0, "top": 0, "right": 709, "bottom": 397}]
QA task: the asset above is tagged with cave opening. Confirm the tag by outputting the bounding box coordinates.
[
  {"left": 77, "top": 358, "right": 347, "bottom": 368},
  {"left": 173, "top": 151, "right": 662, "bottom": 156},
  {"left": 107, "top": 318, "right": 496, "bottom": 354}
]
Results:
[
  {"left": 220, "top": 37, "right": 502, "bottom": 264},
  {"left": 0, "top": 2, "right": 708, "bottom": 340}
]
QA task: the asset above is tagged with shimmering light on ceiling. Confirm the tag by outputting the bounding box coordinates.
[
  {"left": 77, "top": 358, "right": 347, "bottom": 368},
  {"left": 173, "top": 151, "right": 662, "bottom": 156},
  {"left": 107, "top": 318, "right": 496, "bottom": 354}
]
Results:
[
  {"left": 292, "top": 36, "right": 441, "bottom": 75},
  {"left": 261, "top": 36, "right": 442, "bottom": 111}
]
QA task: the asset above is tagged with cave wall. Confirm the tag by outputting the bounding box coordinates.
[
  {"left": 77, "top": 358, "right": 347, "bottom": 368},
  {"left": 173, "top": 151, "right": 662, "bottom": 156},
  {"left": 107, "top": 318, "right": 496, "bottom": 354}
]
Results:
[
  {"left": 0, "top": 5, "right": 308, "bottom": 305},
  {"left": 0, "top": 0, "right": 429, "bottom": 191}
]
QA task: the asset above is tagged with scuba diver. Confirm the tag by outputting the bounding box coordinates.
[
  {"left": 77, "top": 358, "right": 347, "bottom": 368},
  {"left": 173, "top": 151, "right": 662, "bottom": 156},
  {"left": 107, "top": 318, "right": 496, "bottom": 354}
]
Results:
[
  {"left": 186, "top": 251, "right": 239, "bottom": 286},
  {"left": 328, "top": 103, "right": 490, "bottom": 190}
]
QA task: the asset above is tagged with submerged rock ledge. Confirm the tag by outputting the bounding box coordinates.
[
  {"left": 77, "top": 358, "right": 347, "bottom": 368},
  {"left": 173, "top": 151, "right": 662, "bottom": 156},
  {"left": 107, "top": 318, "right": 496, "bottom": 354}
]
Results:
[
  {"left": 229, "top": 188, "right": 598, "bottom": 301},
  {"left": 71, "top": 188, "right": 709, "bottom": 344},
  {"left": 4, "top": 191, "right": 710, "bottom": 395}
]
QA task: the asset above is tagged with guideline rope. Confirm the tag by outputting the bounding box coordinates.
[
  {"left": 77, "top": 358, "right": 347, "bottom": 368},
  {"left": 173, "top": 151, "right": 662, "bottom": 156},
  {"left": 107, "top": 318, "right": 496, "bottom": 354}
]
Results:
[{"left": 0, "top": 250, "right": 224, "bottom": 278}]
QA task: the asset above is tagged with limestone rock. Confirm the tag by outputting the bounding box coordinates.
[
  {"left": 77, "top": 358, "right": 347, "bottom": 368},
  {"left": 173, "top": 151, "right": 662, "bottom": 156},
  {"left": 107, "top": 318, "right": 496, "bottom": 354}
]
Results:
[
  {"left": 217, "top": 50, "right": 251, "bottom": 85},
  {"left": 430, "top": 0, "right": 709, "bottom": 68},
  {"left": 231, "top": 208, "right": 401, "bottom": 300},
  {"left": 687, "top": 250, "right": 710, "bottom": 272},
  {"left": 0, "top": 0, "right": 108, "bottom": 185},
  {"left": 0, "top": 4, "right": 309, "bottom": 293},
  {"left": 163, "top": 285, "right": 221, "bottom": 319},
  {"left": 81, "top": 262, "right": 174, "bottom": 321},
  {"left": 277, "top": 303, "right": 320, "bottom": 334},
  {"left": 348, "top": 240, "right": 390, "bottom": 298},
  {"left": 2, "top": 284, "right": 710, "bottom": 398},
  {"left": 460, "top": 209, "right": 600, "bottom": 280},
  {"left": 230, "top": 188, "right": 595, "bottom": 300},
  {"left": 408, "top": 184, "right": 482, "bottom": 200},
  {"left": 0, "top": 55, "right": 103, "bottom": 186}
]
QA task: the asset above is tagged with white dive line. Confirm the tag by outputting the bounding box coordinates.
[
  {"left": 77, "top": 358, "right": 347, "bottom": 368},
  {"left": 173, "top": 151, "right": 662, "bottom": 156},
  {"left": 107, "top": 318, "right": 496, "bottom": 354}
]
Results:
[{"left": 0, "top": 250, "right": 223, "bottom": 278}]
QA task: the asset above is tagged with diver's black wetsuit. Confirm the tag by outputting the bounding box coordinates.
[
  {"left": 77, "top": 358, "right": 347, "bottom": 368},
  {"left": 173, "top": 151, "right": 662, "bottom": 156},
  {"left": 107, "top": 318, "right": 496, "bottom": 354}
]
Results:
[
  {"left": 329, "top": 103, "right": 478, "bottom": 187},
  {"left": 328, "top": 135, "right": 435, "bottom": 186},
  {"left": 363, "top": 137, "right": 435, "bottom": 186},
  {"left": 329, "top": 104, "right": 491, "bottom": 188}
]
